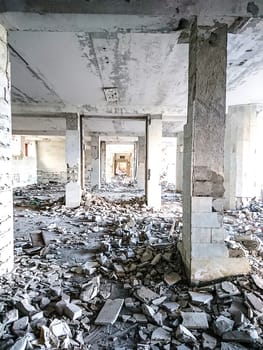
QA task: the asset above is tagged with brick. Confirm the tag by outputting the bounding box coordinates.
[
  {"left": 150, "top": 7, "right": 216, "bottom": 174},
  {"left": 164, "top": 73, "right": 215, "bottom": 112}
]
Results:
[
  {"left": 191, "top": 197, "right": 212, "bottom": 212},
  {"left": 192, "top": 212, "right": 222, "bottom": 228},
  {"left": 192, "top": 243, "right": 229, "bottom": 258},
  {"left": 192, "top": 228, "right": 212, "bottom": 243},
  {"left": 211, "top": 228, "right": 226, "bottom": 243}
]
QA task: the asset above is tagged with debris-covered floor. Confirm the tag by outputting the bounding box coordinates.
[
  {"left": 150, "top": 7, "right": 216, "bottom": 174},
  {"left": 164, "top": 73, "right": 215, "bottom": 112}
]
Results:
[{"left": 1, "top": 184, "right": 263, "bottom": 349}]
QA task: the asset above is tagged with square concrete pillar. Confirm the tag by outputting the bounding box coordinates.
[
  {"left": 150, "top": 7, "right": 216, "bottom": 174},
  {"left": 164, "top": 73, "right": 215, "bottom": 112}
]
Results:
[
  {"left": 100, "top": 141, "right": 106, "bottom": 185},
  {"left": 180, "top": 19, "right": 249, "bottom": 283},
  {"left": 176, "top": 131, "right": 183, "bottom": 192},
  {"left": 146, "top": 117, "right": 162, "bottom": 208},
  {"left": 65, "top": 114, "right": 82, "bottom": 208},
  {"left": 137, "top": 136, "right": 145, "bottom": 191},
  {"left": 0, "top": 24, "right": 13, "bottom": 275},
  {"left": 90, "top": 134, "right": 100, "bottom": 189}
]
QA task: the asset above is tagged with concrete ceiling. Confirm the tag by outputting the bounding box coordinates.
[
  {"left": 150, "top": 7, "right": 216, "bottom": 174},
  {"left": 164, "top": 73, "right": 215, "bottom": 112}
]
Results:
[{"left": 2, "top": 1, "right": 263, "bottom": 119}]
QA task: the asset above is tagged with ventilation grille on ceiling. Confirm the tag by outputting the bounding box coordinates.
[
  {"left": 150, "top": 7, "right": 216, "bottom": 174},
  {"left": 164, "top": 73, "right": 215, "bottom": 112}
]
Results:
[{"left": 103, "top": 87, "right": 118, "bottom": 103}]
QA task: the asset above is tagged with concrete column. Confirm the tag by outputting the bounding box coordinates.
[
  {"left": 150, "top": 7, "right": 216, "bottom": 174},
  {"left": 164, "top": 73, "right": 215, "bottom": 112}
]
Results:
[
  {"left": 0, "top": 25, "right": 13, "bottom": 275},
  {"left": 180, "top": 20, "right": 249, "bottom": 283},
  {"left": 146, "top": 118, "right": 162, "bottom": 208},
  {"left": 176, "top": 131, "right": 183, "bottom": 192},
  {"left": 224, "top": 104, "right": 263, "bottom": 209},
  {"left": 137, "top": 136, "right": 145, "bottom": 191},
  {"left": 90, "top": 134, "right": 100, "bottom": 189},
  {"left": 100, "top": 141, "right": 106, "bottom": 185},
  {"left": 65, "top": 114, "right": 81, "bottom": 208}
]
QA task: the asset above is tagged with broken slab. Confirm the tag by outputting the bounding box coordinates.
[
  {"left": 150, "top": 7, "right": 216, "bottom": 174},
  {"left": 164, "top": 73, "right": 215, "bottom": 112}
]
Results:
[
  {"left": 176, "top": 324, "right": 197, "bottom": 343},
  {"left": 64, "top": 303, "right": 82, "bottom": 320},
  {"left": 151, "top": 327, "right": 171, "bottom": 342},
  {"left": 95, "top": 299, "right": 124, "bottom": 325},
  {"left": 189, "top": 291, "right": 213, "bottom": 305},
  {"left": 246, "top": 292, "right": 263, "bottom": 312},
  {"left": 202, "top": 332, "right": 217, "bottom": 349},
  {"left": 135, "top": 286, "right": 159, "bottom": 304},
  {"left": 164, "top": 272, "right": 181, "bottom": 286},
  {"left": 213, "top": 315, "right": 234, "bottom": 336},
  {"left": 181, "top": 312, "right": 209, "bottom": 330}
]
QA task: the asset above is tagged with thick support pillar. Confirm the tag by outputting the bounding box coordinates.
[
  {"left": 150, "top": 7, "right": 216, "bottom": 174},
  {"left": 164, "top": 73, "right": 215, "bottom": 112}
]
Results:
[
  {"left": 137, "top": 136, "right": 145, "bottom": 191},
  {"left": 176, "top": 131, "right": 183, "bottom": 192},
  {"left": 65, "top": 115, "right": 81, "bottom": 208},
  {"left": 224, "top": 104, "right": 263, "bottom": 209},
  {"left": 180, "top": 20, "right": 249, "bottom": 283},
  {"left": 100, "top": 141, "right": 106, "bottom": 185},
  {"left": 90, "top": 134, "right": 100, "bottom": 189},
  {"left": 0, "top": 25, "right": 13, "bottom": 275},
  {"left": 146, "top": 118, "right": 162, "bottom": 208}
]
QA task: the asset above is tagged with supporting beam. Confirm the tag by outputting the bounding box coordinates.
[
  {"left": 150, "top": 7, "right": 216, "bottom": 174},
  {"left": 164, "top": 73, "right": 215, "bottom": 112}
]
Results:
[
  {"left": 146, "top": 117, "right": 162, "bottom": 208},
  {"left": 180, "top": 19, "right": 249, "bottom": 283},
  {"left": 137, "top": 136, "right": 145, "bottom": 191},
  {"left": 65, "top": 114, "right": 82, "bottom": 208},
  {"left": 176, "top": 131, "right": 183, "bottom": 192},
  {"left": 100, "top": 141, "right": 106, "bottom": 185},
  {"left": 0, "top": 24, "right": 13, "bottom": 275}
]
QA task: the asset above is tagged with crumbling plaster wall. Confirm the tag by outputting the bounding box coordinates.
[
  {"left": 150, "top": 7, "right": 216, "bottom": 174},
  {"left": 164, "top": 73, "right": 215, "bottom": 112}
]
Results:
[{"left": 37, "top": 138, "right": 66, "bottom": 183}]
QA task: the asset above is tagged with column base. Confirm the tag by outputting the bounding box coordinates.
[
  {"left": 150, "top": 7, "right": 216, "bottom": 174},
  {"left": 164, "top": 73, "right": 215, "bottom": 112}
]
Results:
[
  {"left": 178, "top": 243, "right": 250, "bottom": 284},
  {"left": 65, "top": 182, "right": 82, "bottom": 208}
]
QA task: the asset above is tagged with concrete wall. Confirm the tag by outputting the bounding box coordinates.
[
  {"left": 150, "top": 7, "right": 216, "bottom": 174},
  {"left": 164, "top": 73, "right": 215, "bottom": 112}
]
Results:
[
  {"left": 37, "top": 138, "right": 66, "bottom": 183},
  {"left": 12, "top": 157, "right": 37, "bottom": 187},
  {"left": 225, "top": 104, "right": 263, "bottom": 208}
]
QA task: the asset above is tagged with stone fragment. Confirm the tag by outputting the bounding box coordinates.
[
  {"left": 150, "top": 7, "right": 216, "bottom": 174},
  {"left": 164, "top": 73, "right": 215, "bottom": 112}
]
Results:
[
  {"left": 181, "top": 312, "right": 209, "bottom": 330},
  {"left": 162, "top": 302, "right": 180, "bottom": 313},
  {"left": 49, "top": 318, "right": 72, "bottom": 338},
  {"left": 221, "top": 281, "right": 240, "bottom": 295},
  {"left": 152, "top": 296, "right": 167, "bottom": 305},
  {"left": 3, "top": 309, "right": 19, "bottom": 324},
  {"left": 221, "top": 342, "right": 249, "bottom": 350},
  {"left": 55, "top": 300, "right": 66, "bottom": 316},
  {"left": 151, "top": 327, "right": 171, "bottom": 342},
  {"left": 246, "top": 292, "right": 263, "bottom": 312},
  {"left": 252, "top": 274, "right": 263, "bottom": 290},
  {"left": 213, "top": 315, "right": 234, "bottom": 336},
  {"left": 189, "top": 291, "right": 213, "bottom": 305},
  {"left": 16, "top": 299, "right": 36, "bottom": 316},
  {"left": 164, "top": 272, "right": 181, "bottom": 286},
  {"left": 80, "top": 276, "right": 100, "bottom": 302},
  {"left": 151, "top": 253, "right": 162, "bottom": 265},
  {"left": 31, "top": 311, "right": 44, "bottom": 321},
  {"left": 64, "top": 303, "right": 82, "bottom": 320},
  {"left": 9, "top": 336, "right": 28, "bottom": 350},
  {"left": 95, "top": 299, "right": 124, "bottom": 325},
  {"left": 133, "top": 313, "right": 147, "bottom": 323},
  {"left": 135, "top": 286, "right": 159, "bottom": 304},
  {"left": 202, "top": 332, "right": 217, "bottom": 349},
  {"left": 12, "top": 317, "right": 29, "bottom": 336},
  {"left": 176, "top": 325, "right": 197, "bottom": 343},
  {"left": 222, "top": 330, "right": 257, "bottom": 344}
]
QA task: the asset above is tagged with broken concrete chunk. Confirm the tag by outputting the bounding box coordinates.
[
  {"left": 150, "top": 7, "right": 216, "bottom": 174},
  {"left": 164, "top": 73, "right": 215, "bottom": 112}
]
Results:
[
  {"left": 252, "top": 274, "right": 263, "bottom": 290},
  {"left": 213, "top": 315, "right": 234, "bottom": 336},
  {"left": 49, "top": 318, "right": 72, "bottom": 338},
  {"left": 189, "top": 291, "right": 213, "bottom": 305},
  {"left": 80, "top": 276, "right": 100, "bottom": 302},
  {"left": 221, "top": 281, "right": 240, "bottom": 296},
  {"left": 16, "top": 299, "right": 36, "bottom": 316},
  {"left": 246, "top": 292, "right": 263, "bottom": 312},
  {"left": 221, "top": 342, "right": 249, "bottom": 350},
  {"left": 135, "top": 286, "right": 159, "bottom": 304},
  {"left": 162, "top": 302, "right": 180, "bottom": 313},
  {"left": 222, "top": 330, "right": 258, "bottom": 344},
  {"left": 202, "top": 332, "right": 217, "bottom": 350},
  {"left": 133, "top": 313, "right": 147, "bottom": 323},
  {"left": 12, "top": 317, "right": 29, "bottom": 336},
  {"left": 64, "top": 303, "right": 82, "bottom": 320},
  {"left": 151, "top": 327, "right": 171, "bottom": 342},
  {"left": 9, "top": 336, "right": 28, "bottom": 350},
  {"left": 164, "top": 272, "right": 181, "bottom": 286},
  {"left": 181, "top": 312, "right": 209, "bottom": 330},
  {"left": 95, "top": 299, "right": 124, "bottom": 325},
  {"left": 176, "top": 324, "right": 197, "bottom": 343},
  {"left": 3, "top": 309, "right": 19, "bottom": 324}
]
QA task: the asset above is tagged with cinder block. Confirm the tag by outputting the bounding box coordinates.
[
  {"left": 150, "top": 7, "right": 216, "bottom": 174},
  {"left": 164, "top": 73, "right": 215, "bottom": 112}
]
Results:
[
  {"left": 192, "top": 228, "right": 212, "bottom": 243},
  {"left": 191, "top": 212, "right": 222, "bottom": 228},
  {"left": 211, "top": 228, "right": 226, "bottom": 243},
  {"left": 191, "top": 197, "right": 212, "bottom": 212},
  {"left": 192, "top": 243, "right": 229, "bottom": 258}
]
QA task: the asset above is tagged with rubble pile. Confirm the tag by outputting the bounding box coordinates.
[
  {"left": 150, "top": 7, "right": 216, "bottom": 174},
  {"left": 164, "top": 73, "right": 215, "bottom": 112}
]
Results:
[
  {"left": 223, "top": 201, "right": 263, "bottom": 274},
  {"left": 0, "top": 190, "right": 263, "bottom": 349}
]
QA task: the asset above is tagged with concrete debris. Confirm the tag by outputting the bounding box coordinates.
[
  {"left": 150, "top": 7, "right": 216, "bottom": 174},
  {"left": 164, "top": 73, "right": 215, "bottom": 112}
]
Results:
[
  {"left": 95, "top": 298, "right": 124, "bottom": 325},
  {"left": 181, "top": 311, "right": 209, "bottom": 329},
  {"left": 0, "top": 185, "right": 262, "bottom": 349}
]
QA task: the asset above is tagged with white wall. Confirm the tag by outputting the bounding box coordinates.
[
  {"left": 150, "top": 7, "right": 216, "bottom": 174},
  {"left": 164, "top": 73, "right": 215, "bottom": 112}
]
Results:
[
  {"left": 37, "top": 138, "right": 66, "bottom": 183},
  {"left": 12, "top": 157, "right": 37, "bottom": 187}
]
